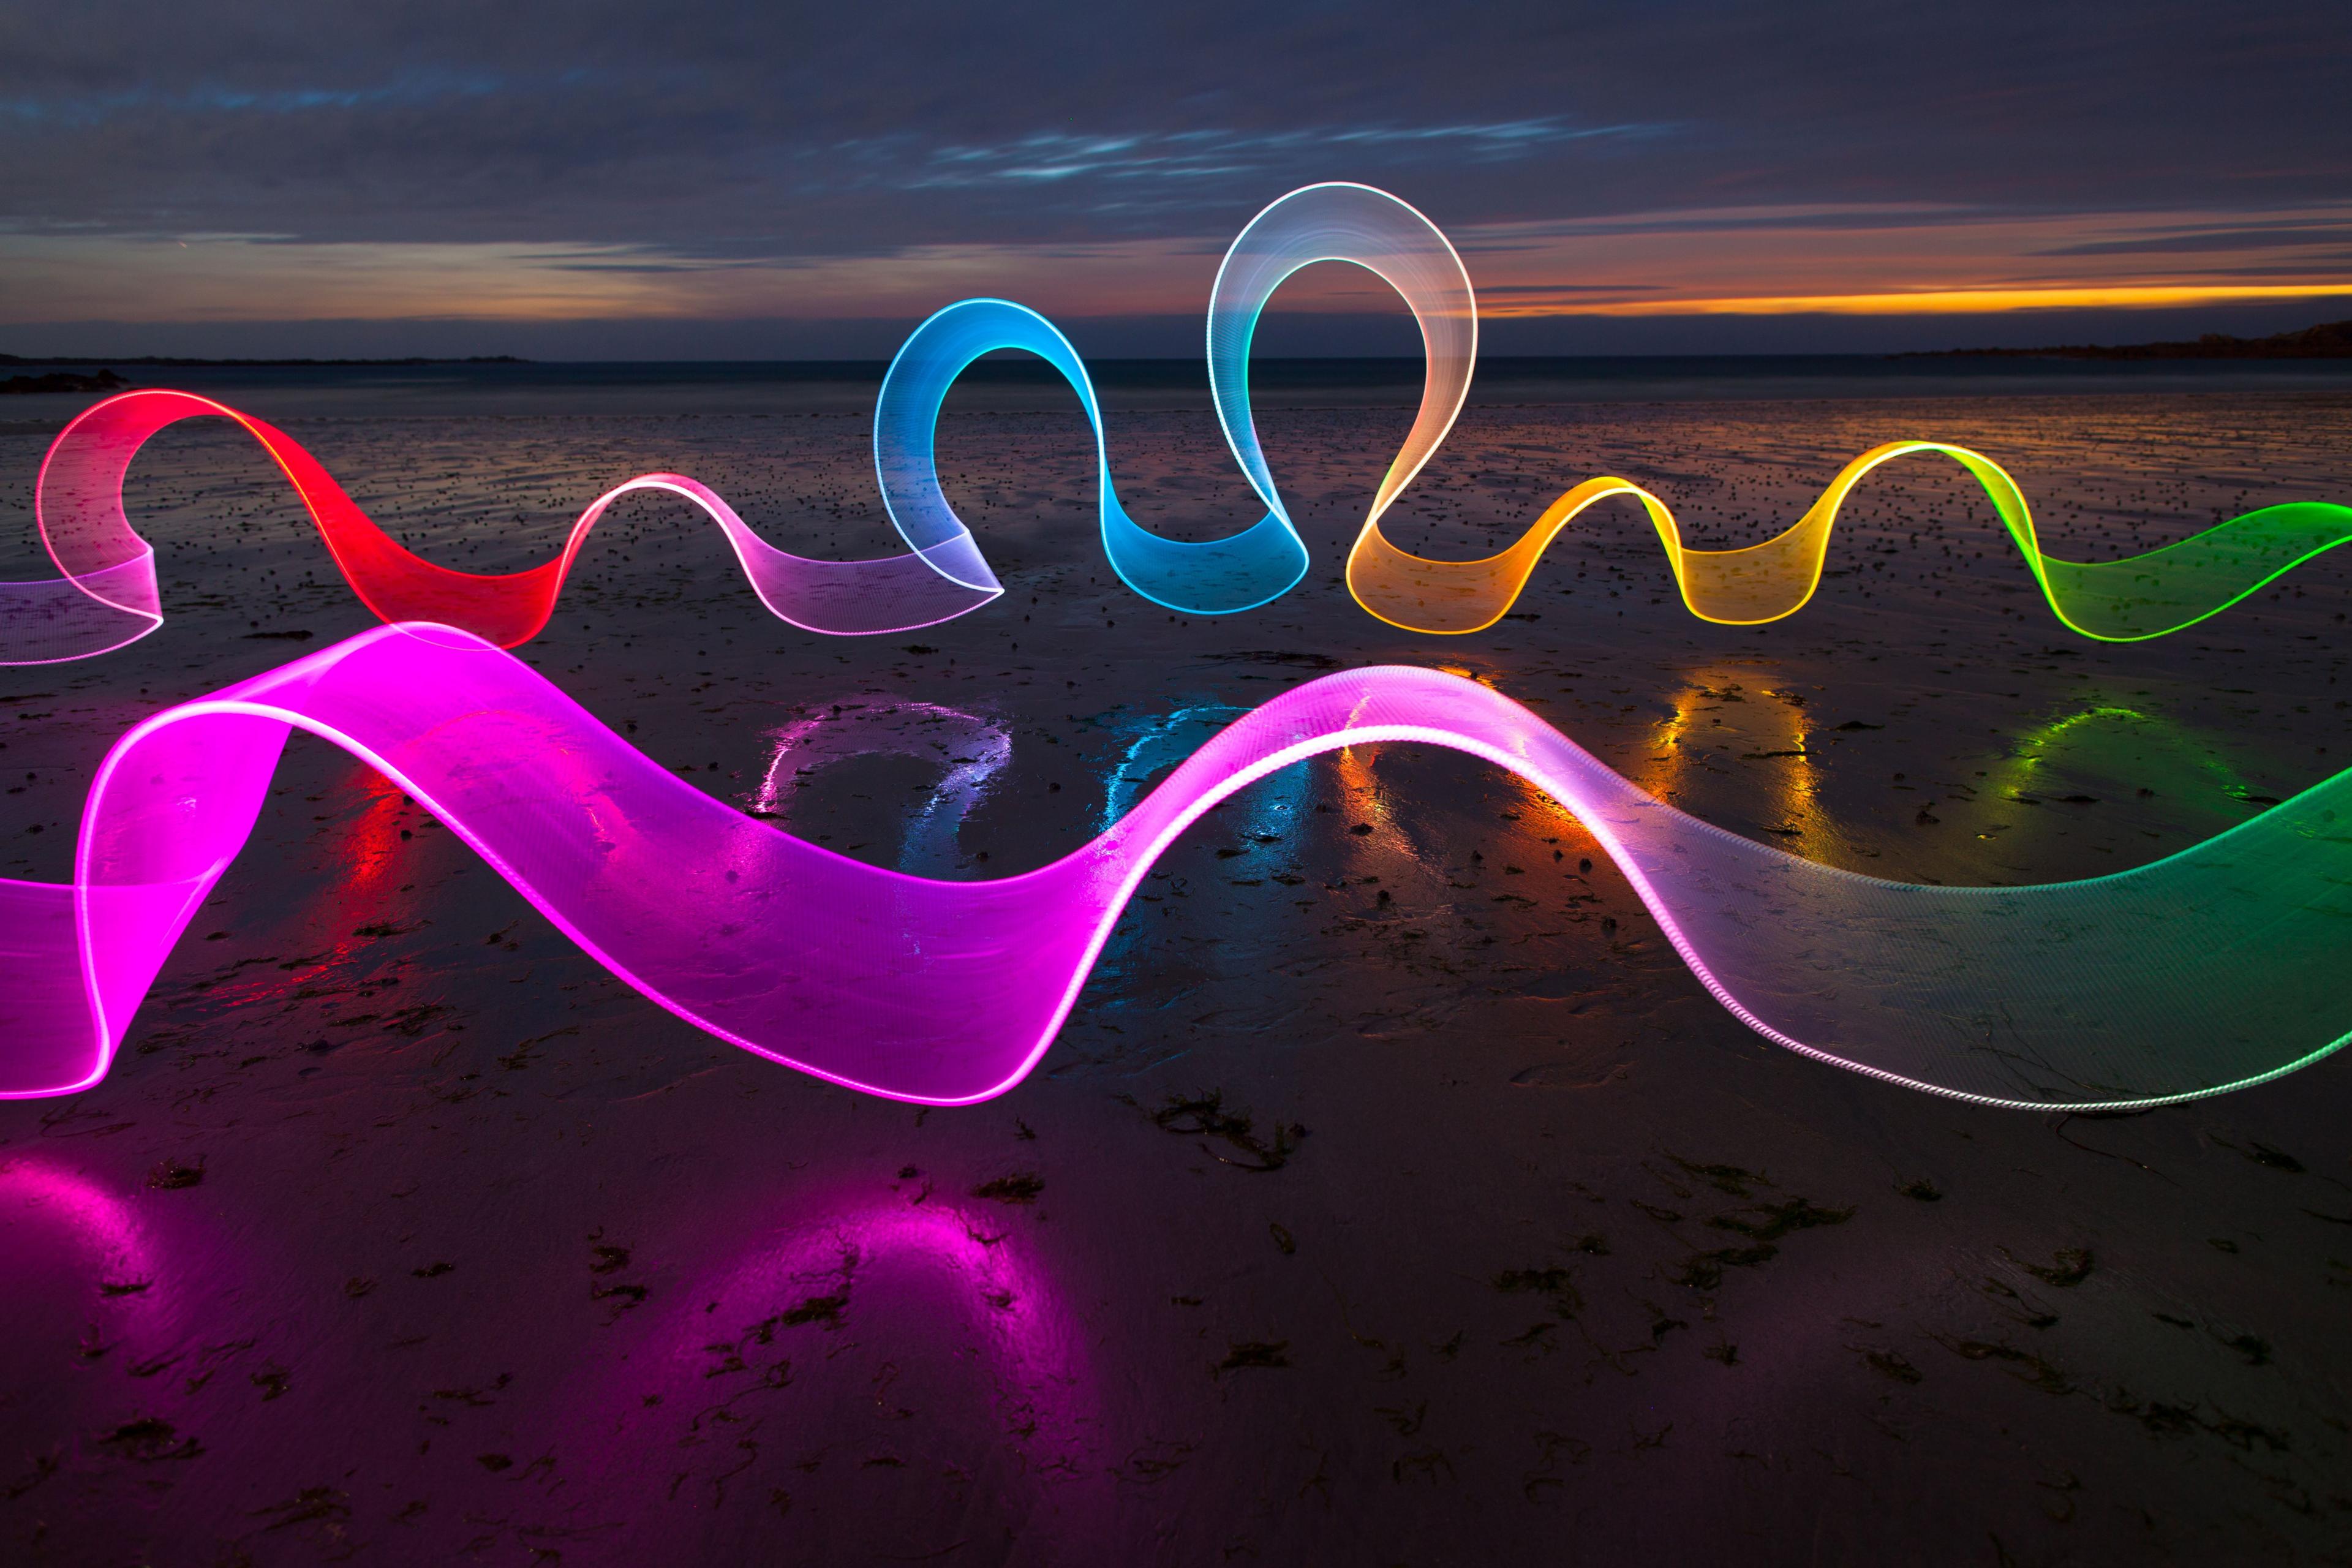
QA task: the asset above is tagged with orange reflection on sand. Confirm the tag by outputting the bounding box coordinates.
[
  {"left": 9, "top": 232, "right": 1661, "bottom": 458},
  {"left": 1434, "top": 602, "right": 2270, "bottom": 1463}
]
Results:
[{"left": 1637, "top": 673, "right": 1818, "bottom": 840}]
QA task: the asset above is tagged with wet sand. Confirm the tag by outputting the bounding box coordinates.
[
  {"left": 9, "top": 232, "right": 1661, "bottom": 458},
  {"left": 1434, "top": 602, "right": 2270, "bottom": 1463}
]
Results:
[{"left": 2, "top": 388, "right": 2350, "bottom": 1563}]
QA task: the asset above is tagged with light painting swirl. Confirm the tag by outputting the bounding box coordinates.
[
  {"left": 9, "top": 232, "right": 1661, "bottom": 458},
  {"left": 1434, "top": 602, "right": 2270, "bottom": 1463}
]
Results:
[
  {"left": 2, "top": 624, "right": 2345, "bottom": 1110},
  {"left": 5, "top": 184, "right": 2348, "bottom": 662},
  {"left": 1207, "top": 185, "right": 2352, "bottom": 636},
  {"left": 0, "top": 387, "right": 999, "bottom": 665}
]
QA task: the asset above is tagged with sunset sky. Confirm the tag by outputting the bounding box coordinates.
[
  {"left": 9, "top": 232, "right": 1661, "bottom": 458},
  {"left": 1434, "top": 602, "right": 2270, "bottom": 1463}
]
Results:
[{"left": 4, "top": 0, "right": 2347, "bottom": 358}]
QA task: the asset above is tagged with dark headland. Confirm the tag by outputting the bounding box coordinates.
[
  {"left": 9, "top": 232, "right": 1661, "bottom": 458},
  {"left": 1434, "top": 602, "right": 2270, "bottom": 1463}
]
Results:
[
  {"left": 0, "top": 355, "right": 530, "bottom": 395},
  {"left": 0, "top": 353, "right": 530, "bottom": 368},
  {"left": 1906, "top": 317, "right": 2352, "bottom": 360},
  {"left": 0, "top": 367, "right": 132, "bottom": 395}
]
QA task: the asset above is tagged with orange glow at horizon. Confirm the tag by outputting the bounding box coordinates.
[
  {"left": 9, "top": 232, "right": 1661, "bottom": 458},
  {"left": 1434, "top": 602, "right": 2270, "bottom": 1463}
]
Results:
[{"left": 1484, "top": 281, "right": 2352, "bottom": 319}]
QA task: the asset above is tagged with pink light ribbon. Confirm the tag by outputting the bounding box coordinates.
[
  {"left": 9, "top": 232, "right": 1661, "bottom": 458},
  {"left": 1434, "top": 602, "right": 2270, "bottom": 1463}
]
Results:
[{"left": 5, "top": 624, "right": 2346, "bottom": 1110}]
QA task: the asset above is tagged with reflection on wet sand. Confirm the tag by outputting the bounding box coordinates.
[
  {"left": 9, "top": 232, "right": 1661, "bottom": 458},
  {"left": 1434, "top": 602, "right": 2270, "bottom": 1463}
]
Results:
[
  {"left": 748, "top": 699, "right": 1011, "bottom": 875},
  {"left": 0, "top": 1158, "right": 157, "bottom": 1296},
  {"left": 569, "top": 1193, "right": 1107, "bottom": 1547},
  {"left": 0, "top": 1158, "right": 195, "bottom": 1463},
  {"left": 1637, "top": 671, "right": 1820, "bottom": 840}
]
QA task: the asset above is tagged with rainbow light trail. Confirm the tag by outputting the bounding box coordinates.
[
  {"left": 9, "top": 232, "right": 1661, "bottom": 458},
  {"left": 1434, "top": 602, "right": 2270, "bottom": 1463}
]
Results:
[
  {"left": 4, "top": 184, "right": 2348, "bottom": 662},
  {"left": 2, "top": 623, "right": 2346, "bottom": 1110}
]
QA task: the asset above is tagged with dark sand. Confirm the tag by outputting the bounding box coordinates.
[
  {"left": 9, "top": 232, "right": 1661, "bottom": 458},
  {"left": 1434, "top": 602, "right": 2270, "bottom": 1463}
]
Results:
[{"left": 2, "top": 385, "right": 2350, "bottom": 1563}]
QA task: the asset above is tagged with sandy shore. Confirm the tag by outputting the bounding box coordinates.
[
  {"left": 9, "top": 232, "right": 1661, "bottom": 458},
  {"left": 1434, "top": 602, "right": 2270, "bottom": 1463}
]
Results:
[{"left": 2, "top": 388, "right": 2348, "bottom": 1562}]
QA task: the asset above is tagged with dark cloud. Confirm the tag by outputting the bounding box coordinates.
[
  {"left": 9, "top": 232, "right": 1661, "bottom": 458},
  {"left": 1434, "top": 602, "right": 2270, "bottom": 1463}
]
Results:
[
  {"left": 2, "top": 0, "right": 2345, "bottom": 257},
  {"left": 2035, "top": 225, "right": 2352, "bottom": 256}
]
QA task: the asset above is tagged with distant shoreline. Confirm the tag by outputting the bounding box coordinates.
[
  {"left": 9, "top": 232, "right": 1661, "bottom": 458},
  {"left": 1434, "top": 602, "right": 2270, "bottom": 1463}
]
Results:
[
  {"left": 1903, "top": 318, "right": 2352, "bottom": 361},
  {"left": 0, "top": 353, "right": 532, "bottom": 368}
]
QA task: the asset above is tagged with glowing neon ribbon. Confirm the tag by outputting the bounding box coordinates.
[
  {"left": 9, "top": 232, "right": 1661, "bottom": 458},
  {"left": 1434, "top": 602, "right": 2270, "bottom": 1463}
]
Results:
[
  {"left": 877, "top": 299, "right": 1310, "bottom": 614},
  {"left": 0, "top": 388, "right": 1001, "bottom": 664},
  {"left": 1341, "top": 440, "right": 2352, "bottom": 638},
  {"left": 880, "top": 183, "right": 2352, "bottom": 636},
  {"left": 1205, "top": 185, "right": 2352, "bottom": 636},
  {"left": 4, "top": 623, "right": 2345, "bottom": 1109}
]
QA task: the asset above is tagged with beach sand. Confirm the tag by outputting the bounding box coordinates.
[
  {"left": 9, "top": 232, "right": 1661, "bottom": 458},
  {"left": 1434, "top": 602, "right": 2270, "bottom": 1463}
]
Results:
[{"left": 2, "top": 386, "right": 2348, "bottom": 1562}]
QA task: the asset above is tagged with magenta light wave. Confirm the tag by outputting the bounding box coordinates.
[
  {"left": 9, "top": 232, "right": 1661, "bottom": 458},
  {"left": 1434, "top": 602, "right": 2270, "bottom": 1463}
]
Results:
[
  {"left": 3, "top": 624, "right": 2347, "bottom": 1111},
  {"left": 0, "top": 388, "right": 997, "bottom": 663}
]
